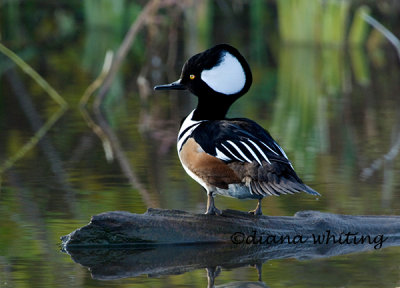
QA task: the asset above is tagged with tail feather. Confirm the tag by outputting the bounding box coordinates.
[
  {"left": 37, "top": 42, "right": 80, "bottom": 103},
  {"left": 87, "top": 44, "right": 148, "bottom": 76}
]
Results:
[
  {"left": 280, "top": 178, "right": 302, "bottom": 194},
  {"left": 259, "top": 181, "right": 280, "bottom": 196},
  {"left": 302, "top": 184, "right": 320, "bottom": 196},
  {"left": 251, "top": 179, "right": 320, "bottom": 198},
  {"left": 250, "top": 181, "right": 264, "bottom": 196},
  {"left": 269, "top": 182, "right": 295, "bottom": 195}
]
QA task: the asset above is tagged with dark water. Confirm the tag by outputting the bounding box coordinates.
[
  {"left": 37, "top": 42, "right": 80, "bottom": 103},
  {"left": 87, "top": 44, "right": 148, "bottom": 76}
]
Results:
[{"left": 1, "top": 1, "right": 400, "bottom": 287}]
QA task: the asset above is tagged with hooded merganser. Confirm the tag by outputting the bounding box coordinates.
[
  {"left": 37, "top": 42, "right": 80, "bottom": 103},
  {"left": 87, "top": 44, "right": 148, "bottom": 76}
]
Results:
[{"left": 154, "top": 44, "right": 320, "bottom": 215}]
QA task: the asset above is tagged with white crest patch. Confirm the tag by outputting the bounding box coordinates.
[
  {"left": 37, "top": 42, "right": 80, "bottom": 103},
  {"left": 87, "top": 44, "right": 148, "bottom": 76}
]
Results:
[{"left": 200, "top": 51, "right": 246, "bottom": 95}]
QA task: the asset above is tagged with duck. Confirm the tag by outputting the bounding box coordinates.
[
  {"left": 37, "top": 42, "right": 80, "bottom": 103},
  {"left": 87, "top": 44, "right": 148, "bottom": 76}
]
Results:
[{"left": 154, "top": 44, "right": 320, "bottom": 215}]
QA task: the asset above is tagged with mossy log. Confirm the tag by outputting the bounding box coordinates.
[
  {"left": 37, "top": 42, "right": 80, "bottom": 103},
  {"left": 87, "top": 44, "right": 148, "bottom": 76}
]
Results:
[{"left": 61, "top": 209, "right": 400, "bottom": 280}]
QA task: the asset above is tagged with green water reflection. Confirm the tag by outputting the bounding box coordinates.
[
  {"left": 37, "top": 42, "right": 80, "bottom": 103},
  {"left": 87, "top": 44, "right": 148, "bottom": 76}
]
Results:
[{"left": 1, "top": 1, "right": 400, "bottom": 287}]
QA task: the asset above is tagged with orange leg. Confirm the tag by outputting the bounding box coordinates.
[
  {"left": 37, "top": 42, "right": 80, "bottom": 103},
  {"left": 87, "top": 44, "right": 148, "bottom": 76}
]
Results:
[
  {"left": 205, "top": 193, "right": 221, "bottom": 215},
  {"left": 248, "top": 198, "right": 262, "bottom": 216}
]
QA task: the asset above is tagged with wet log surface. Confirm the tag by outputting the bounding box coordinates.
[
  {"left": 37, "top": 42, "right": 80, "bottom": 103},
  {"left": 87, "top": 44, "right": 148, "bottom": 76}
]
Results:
[
  {"left": 61, "top": 208, "right": 400, "bottom": 280},
  {"left": 62, "top": 208, "right": 400, "bottom": 247}
]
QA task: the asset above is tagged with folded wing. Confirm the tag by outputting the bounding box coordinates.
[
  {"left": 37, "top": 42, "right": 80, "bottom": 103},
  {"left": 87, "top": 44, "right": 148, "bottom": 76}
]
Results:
[{"left": 192, "top": 119, "right": 320, "bottom": 197}]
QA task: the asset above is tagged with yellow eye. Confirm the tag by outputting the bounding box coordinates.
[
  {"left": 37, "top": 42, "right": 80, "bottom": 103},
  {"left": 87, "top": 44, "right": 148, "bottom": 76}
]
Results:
[{"left": 190, "top": 74, "right": 195, "bottom": 80}]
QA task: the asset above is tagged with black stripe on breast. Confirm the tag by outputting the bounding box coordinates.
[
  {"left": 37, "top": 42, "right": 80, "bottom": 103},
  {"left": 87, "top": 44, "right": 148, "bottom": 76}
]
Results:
[{"left": 178, "top": 122, "right": 202, "bottom": 141}]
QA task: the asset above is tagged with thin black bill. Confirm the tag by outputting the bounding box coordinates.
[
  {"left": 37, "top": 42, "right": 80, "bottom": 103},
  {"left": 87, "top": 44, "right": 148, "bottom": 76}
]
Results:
[{"left": 154, "top": 80, "right": 186, "bottom": 91}]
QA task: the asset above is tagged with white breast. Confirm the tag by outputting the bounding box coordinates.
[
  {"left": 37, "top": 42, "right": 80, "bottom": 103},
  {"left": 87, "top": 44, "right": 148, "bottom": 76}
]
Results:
[{"left": 177, "top": 110, "right": 208, "bottom": 189}]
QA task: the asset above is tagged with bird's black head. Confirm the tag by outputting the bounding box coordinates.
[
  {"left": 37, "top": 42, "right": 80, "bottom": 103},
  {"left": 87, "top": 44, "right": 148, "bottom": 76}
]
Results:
[
  {"left": 155, "top": 44, "right": 252, "bottom": 98},
  {"left": 154, "top": 44, "right": 252, "bottom": 119}
]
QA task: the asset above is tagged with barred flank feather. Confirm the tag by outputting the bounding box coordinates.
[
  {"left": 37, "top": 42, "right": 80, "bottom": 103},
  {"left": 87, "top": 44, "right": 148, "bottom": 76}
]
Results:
[{"left": 249, "top": 178, "right": 320, "bottom": 197}]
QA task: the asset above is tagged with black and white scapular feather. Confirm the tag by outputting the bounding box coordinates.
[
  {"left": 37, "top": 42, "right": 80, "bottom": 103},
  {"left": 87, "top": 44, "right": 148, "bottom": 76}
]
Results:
[{"left": 155, "top": 43, "right": 320, "bottom": 215}]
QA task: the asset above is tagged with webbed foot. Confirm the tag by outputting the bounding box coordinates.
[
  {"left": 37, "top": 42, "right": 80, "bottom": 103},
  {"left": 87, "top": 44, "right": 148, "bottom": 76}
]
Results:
[{"left": 205, "top": 206, "right": 222, "bottom": 215}]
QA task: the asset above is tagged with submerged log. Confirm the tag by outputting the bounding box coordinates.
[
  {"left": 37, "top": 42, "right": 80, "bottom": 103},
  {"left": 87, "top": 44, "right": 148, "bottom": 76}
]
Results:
[
  {"left": 62, "top": 208, "right": 400, "bottom": 248},
  {"left": 61, "top": 209, "right": 400, "bottom": 280}
]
